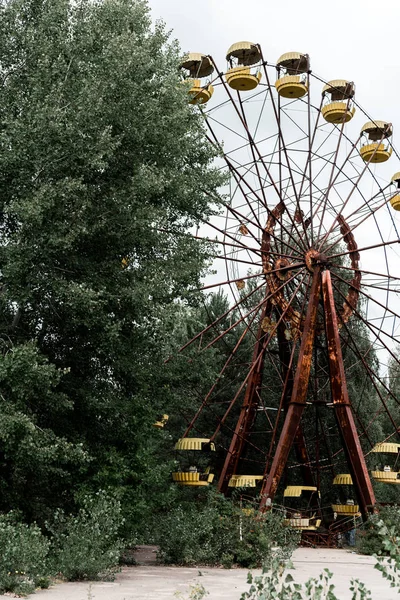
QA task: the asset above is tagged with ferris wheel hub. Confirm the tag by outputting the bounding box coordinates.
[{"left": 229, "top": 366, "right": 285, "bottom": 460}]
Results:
[{"left": 305, "top": 248, "right": 328, "bottom": 272}]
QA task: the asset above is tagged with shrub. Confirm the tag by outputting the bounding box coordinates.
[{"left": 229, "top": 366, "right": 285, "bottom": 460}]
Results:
[
  {"left": 48, "top": 490, "right": 124, "bottom": 580},
  {"left": 357, "top": 505, "right": 400, "bottom": 555},
  {"left": 156, "top": 491, "right": 299, "bottom": 568},
  {"left": 0, "top": 512, "right": 50, "bottom": 596}
]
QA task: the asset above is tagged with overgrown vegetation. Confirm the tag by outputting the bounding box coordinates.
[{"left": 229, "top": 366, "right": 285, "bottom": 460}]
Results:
[
  {"left": 357, "top": 505, "right": 400, "bottom": 556},
  {"left": 0, "top": 491, "right": 124, "bottom": 595},
  {"left": 156, "top": 490, "right": 299, "bottom": 568}
]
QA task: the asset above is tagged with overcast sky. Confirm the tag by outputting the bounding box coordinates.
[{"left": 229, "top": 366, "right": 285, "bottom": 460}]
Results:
[{"left": 148, "top": 0, "right": 400, "bottom": 132}]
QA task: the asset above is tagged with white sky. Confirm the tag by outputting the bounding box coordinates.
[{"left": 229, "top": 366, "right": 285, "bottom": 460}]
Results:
[{"left": 148, "top": 0, "right": 400, "bottom": 129}]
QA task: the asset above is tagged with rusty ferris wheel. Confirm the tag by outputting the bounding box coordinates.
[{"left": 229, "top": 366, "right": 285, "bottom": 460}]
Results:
[{"left": 168, "top": 43, "right": 400, "bottom": 532}]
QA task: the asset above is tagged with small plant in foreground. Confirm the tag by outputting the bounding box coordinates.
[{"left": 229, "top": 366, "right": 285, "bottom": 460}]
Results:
[
  {"left": 240, "top": 557, "right": 373, "bottom": 600},
  {"left": 0, "top": 512, "right": 50, "bottom": 596},
  {"left": 175, "top": 583, "right": 209, "bottom": 600}
]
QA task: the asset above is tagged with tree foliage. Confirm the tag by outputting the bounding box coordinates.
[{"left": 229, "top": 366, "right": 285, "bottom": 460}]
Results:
[{"left": 0, "top": 0, "right": 223, "bottom": 526}]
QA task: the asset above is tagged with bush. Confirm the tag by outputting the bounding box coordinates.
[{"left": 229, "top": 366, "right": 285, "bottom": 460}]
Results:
[
  {"left": 48, "top": 490, "right": 124, "bottom": 580},
  {"left": 0, "top": 512, "right": 50, "bottom": 596},
  {"left": 156, "top": 491, "right": 299, "bottom": 568},
  {"left": 357, "top": 505, "right": 400, "bottom": 555}
]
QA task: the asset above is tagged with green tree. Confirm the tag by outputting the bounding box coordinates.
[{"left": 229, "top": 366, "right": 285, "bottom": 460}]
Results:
[{"left": 0, "top": 0, "right": 223, "bottom": 526}]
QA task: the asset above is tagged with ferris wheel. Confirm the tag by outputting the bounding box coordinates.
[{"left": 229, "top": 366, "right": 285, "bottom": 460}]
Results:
[{"left": 170, "top": 43, "right": 400, "bottom": 530}]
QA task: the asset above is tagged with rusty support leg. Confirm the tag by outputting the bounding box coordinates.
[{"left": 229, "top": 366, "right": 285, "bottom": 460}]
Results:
[
  {"left": 321, "top": 270, "right": 376, "bottom": 518},
  {"left": 277, "top": 323, "right": 314, "bottom": 487},
  {"left": 259, "top": 268, "right": 321, "bottom": 510},
  {"left": 218, "top": 301, "right": 272, "bottom": 493}
]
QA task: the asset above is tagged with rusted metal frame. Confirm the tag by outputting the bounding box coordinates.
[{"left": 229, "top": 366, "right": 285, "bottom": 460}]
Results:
[
  {"left": 345, "top": 138, "right": 399, "bottom": 240},
  {"left": 307, "top": 72, "right": 313, "bottom": 245},
  {"left": 203, "top": 214, "right": 263, "bottom": 257},
  {"left": 321, "top": 270, "right": 376, "bottom": 517},
  {"left": 263, "top": 271, "right": 313, "bottom": 476},
  {"left": 308, "top": 133, "right": 361, "bottom": 233},
  {"left": 335, "top": 321, "right": 399, "bottom": 448},
  {"left": 217, "top": 301, "right": 272, "bottom": 492},
  {"left": 333, "top": 329, "right": 375, "bottom": 450},
  {"left": 350, "top": 281, "right": 400, "bottom": 293},
  {"left": 309, "top": 150, "right": 387, "bottom": 224},
  {"left": 332, "top": 283, "right": 400, "bottom": 436},
  {"left": 332, "top": 271, "right": 400, "bottom": 331},
  {"left": 258, "top": 52, "right": 311, "bottom": 249},
  {"left": 204, "top": 128, "right": 265, "bottom": 235},
  {"left": 277, "top": 92, "right": 284, "bottom": 253},
  {"left": 318, "top": 411, "right": 336, "bottom": 481},
  {"left": 221, "top": 130, "right": 281, "bottom": 165},
  {"left": 315, "top": 98, "right": 354, "bottom": 244},
  {"left": 203, "top": 80, "right": 266, "bottom": 116},
  {"left": 321, "top": 183, "right": 392, "bottom": 256},
  {"left": 317, "top": 130, "right": 386, "bottom": 251},
  {"left": 210, "top": 270, "right": 308, "bottom": 443},
  {"left": 259, "top": 268, "right": 322, "bottom": 510},
  {"left": 332, "top": 273, "right": 400, "bottom": 376},
  {"left": 281, "top": 146, "right": 361, "bottom": 207},
  {"left": 277, "top": 319, "right": 315, "bottom": 487},
  {"left": 212, "top": 253, "right": 263, "bottom": 267},
  {"left": 206, "top": 112, "right": 250, "bottom": 143},
  {"left": 345, "top": 201, "right": 393, "bottom": 325},
  {"left": 201, "top": 183, "right": 265, "bottom": 235},
  {"left": 183, "top": 288, "right": 269, "bottom": 437},
  {"left": 329, "top": 237, "right": 400, "bottom": 260},
  {"left": 204, "top": 135, "right": 306, "bottom": 257},
  {"left": 331, "top": 278, "right": 400, "bottom": 414},
  {"left": 236, "top": 90, "right": 270, "bottom": 211},
  {"left": 205, "top": 70, "right": 309, "bottom": 253},
  {"left": 332, "top": 262, "right": 400, "bottom": 284},
  {"left": 169, "top": 229, "right": 262, "bottom": 257},
  {"left": 256, "top": 390, "right": 276, "bottom": 431},
  {"left": 170, "top": 279, "right": 268, "bottom": 358},
  {"left": 202, "top": 267, "right": 306, "bottom": 352},
  {"left": 217, "top": 191, "right": 306, "bottom": 258},
  {"left": 297, "top": 95, "right": 324, "bottom": 200},
  {"left": 205, "top": 260, "right": 303, "bottom": 287},
  {"left": 199, "top": 270, "right": 266, "bottom": 291},
  {"left": 280, "top": 150, "right": 346, "bottom": 242}
]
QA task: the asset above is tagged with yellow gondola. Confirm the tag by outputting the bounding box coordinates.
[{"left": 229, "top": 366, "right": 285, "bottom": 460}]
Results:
[
  {"left": 321, "top": 80, "right": 355, "bottom": 124},
  {"left": 359, "top": 121, "right": 393, "bottom": 163},
  {"left": 371, "top": 441, "right": 400, "bottom": 484},
  {"left": 172, "top": 438, "right": 215, "bottom": 487},
  {"left": 228, "top": 475, "right": 263, "bottom": 488},
  {"left": 390, "top": 172, "right": 400, "bottom": 211},
  {"left": 172, "top": 470, "right": 215, "bottom": 487},
  {"left": 283, "top": 486, "right": 321, "bottom": 531},
  {"left": 331, "top": 474, "right": 360, "bottom": 516},
  {"left": 332, "top": 503, "right": 361, "bottom": 516},
  {"left": 153, "top": 414, "right": 169, "bottom": 428},
  {"left": 180, "top": 53, "right": 214, "bottom": 105},
  {"left": 225, "top": 42, "right": 262, "bottom": 91},
  {"left": 275, "top": 52, "right": 309, "bottom": 98}
]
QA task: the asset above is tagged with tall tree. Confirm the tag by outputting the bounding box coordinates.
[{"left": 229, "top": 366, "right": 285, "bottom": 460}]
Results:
[{"left": 0, "top": 0, "right": 223, "bottom": 524}]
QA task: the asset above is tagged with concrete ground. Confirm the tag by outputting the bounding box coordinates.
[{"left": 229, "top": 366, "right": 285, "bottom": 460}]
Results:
[{"left": 2, "top": 546, "right": 397, "bottom": 600}]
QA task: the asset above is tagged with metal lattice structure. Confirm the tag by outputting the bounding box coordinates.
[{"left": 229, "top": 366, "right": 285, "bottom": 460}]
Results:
[{"left": 172, "top": 44, "right": 400, "bottom": 528}]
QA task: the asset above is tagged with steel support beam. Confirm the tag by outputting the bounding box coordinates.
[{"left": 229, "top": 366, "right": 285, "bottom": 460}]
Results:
[
  {"left": 259, "top": 268, "right": 321, "bottom": 510},
  {"left": 321, "top": 270, "right": 376, "bottom": 518},
  {"left": 277, "top": 322, "right": 314, "bottom": 487},
  {"left": 218, "top": 300, "right": 271, "bottom": 493}
]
